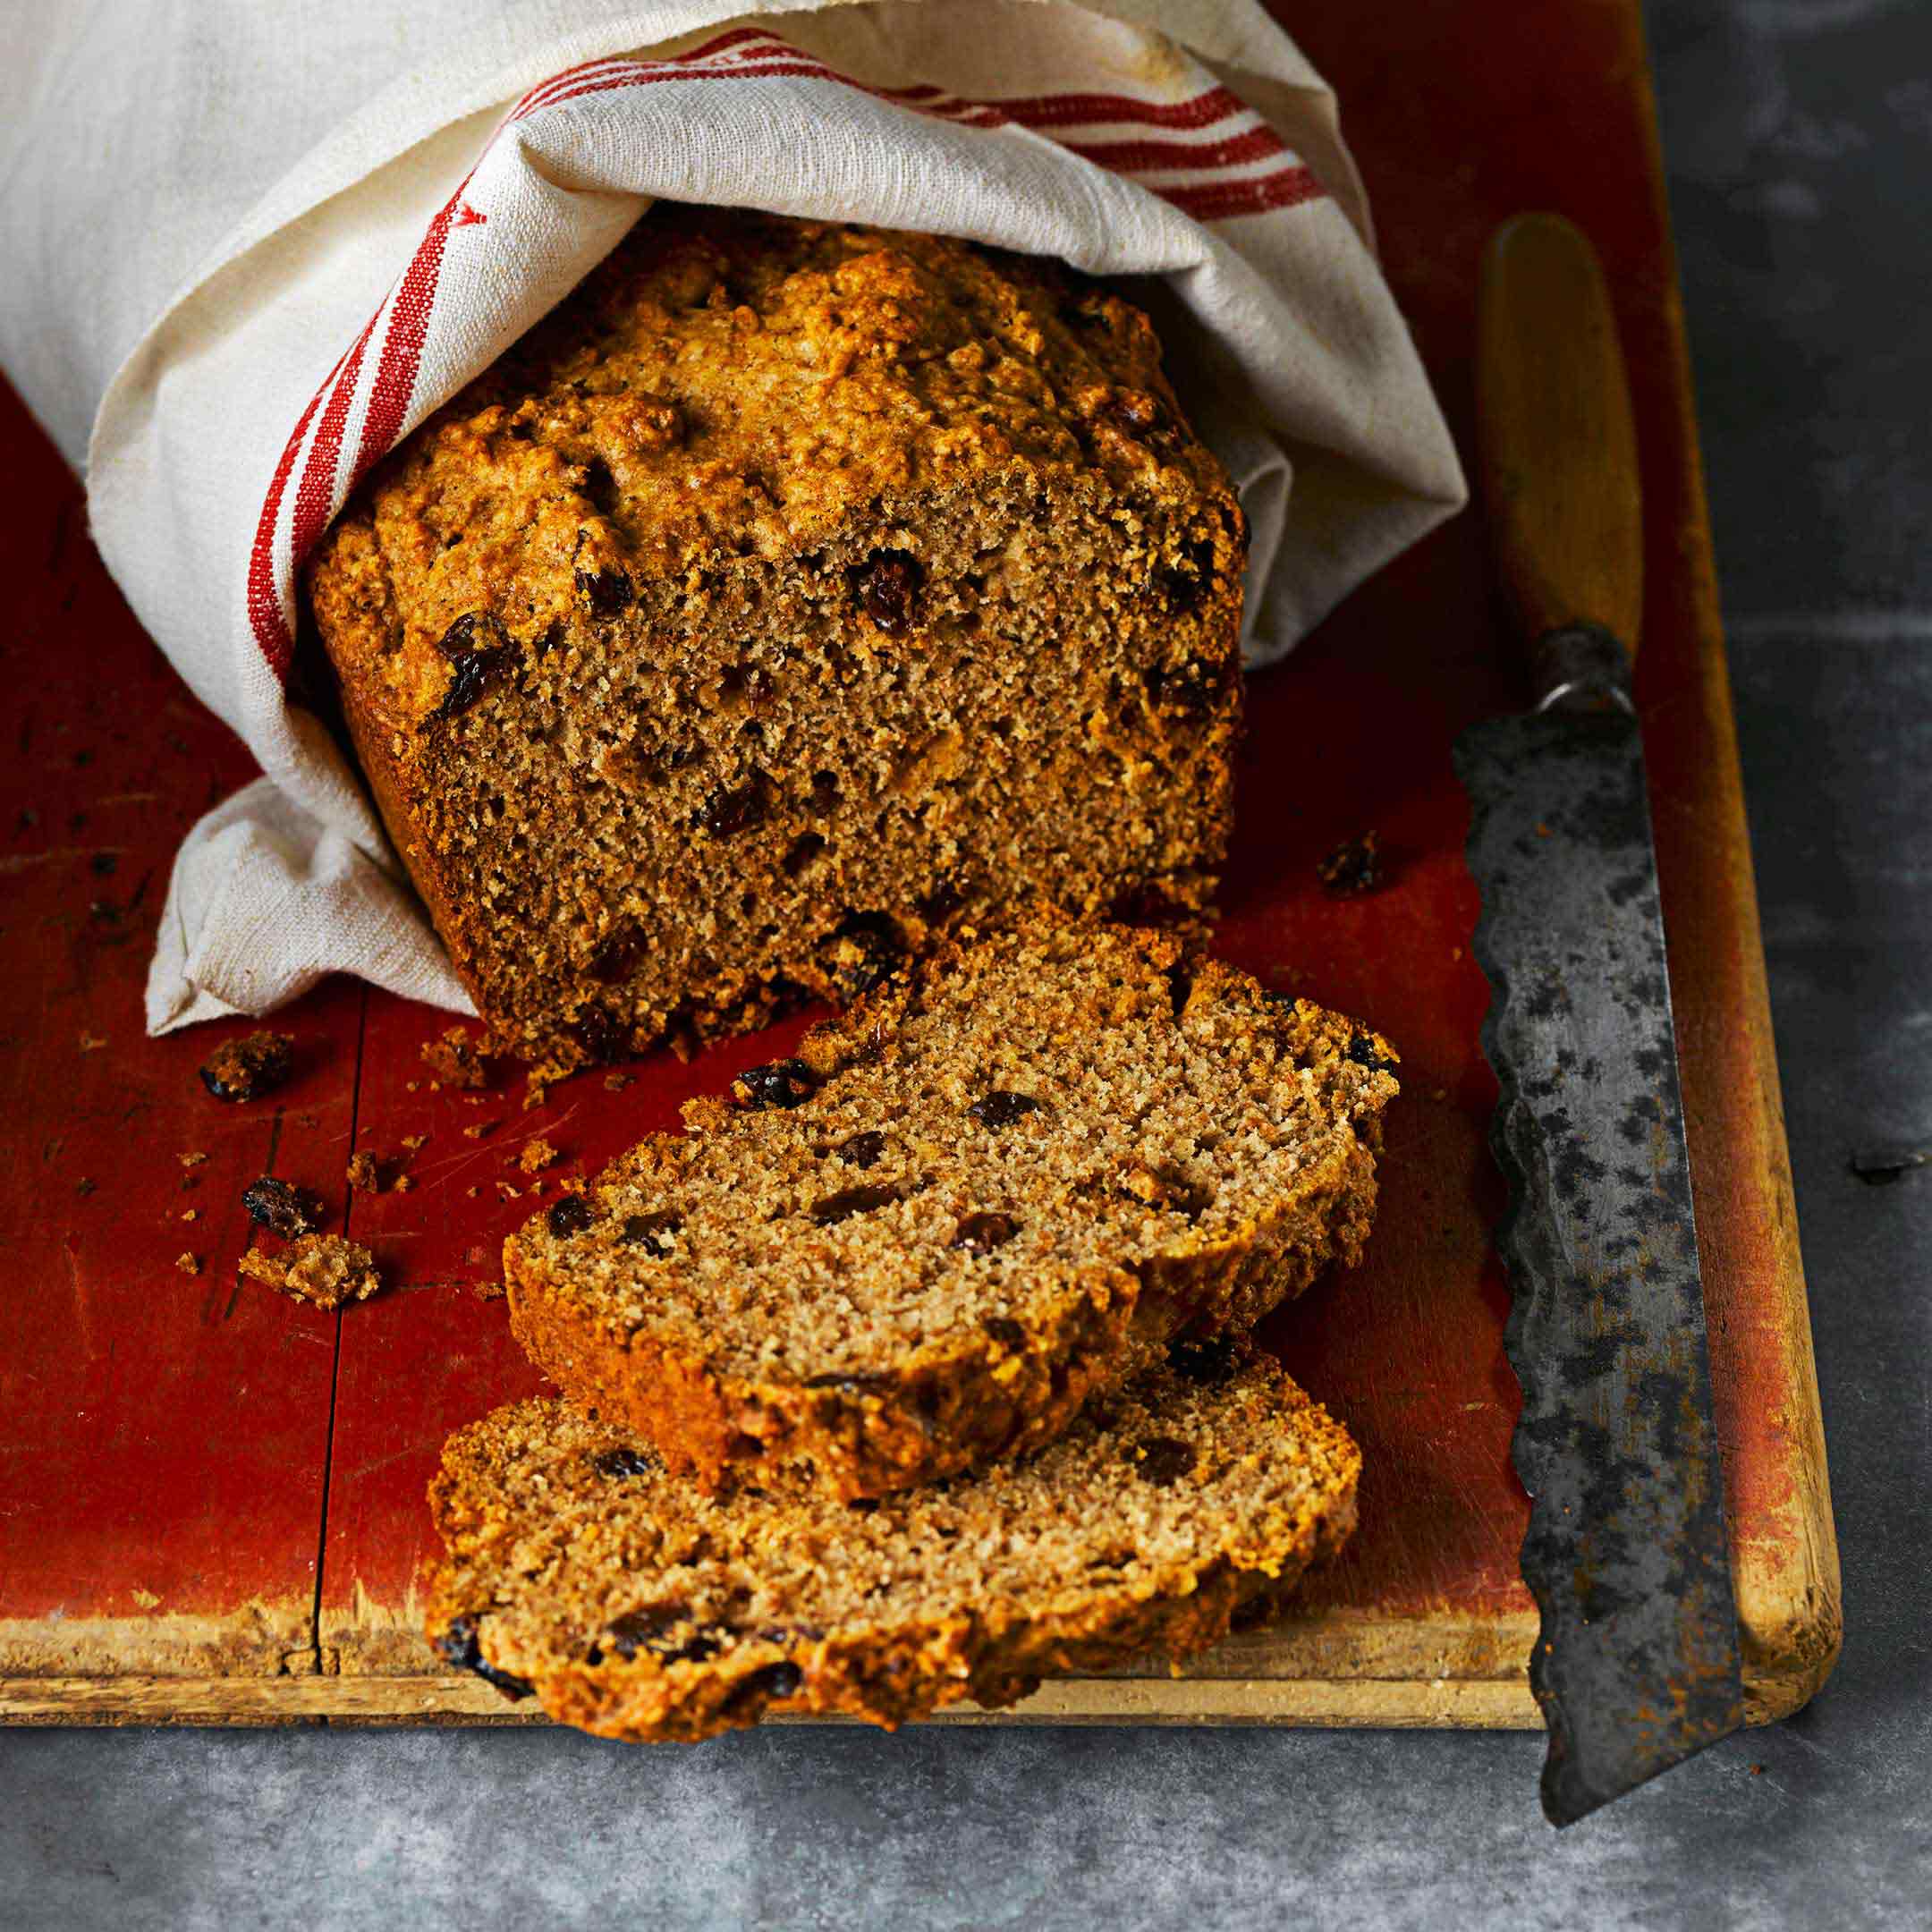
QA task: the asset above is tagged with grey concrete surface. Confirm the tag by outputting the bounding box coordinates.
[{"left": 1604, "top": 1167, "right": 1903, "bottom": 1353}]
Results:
[{"left": 4, "top": 2, "right": 1928, "bottom": 1925}]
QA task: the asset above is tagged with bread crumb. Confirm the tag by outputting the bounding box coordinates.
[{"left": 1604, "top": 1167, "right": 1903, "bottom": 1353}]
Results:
[
  {"left": 420, "top": 1026, "right": 487, "bottom": 1090},
  {"left": 394, "top": 1174, "right": 413, "bottom": 1193},
  {"left": 181, "top": 1208, "right": 199, "bottom": 1223},
  {"left": 199, "top": 1030, "right": 293, "bottom": 1102},
  {"left": 175, "top": 1252, "right": 200, "bottom": 1276},
  {"left": 518, "top": 1137, "right": 559, "bottom": 1175},
  {"left": 603, "top": 1072, "right": 634, "bottom": 1093},
  {"left": 495, "top": 1182, "right": 524, "bottom": 1201},
  {"left": 345, "top": 1151, "right": 383, "bottom": 1191},
  {"left": 402, "top": 1134, "right": 428, "bottom": 1153},
  {"left": 1317, "top": 831, "right": 1381, "bottom": 897},
  {"left": 79, "top": 1030, "right": 108, "bottom": 1053},
  {"left": 239, "top": 1233, "right": 383, "bottom": 1309},
  {"left": 470, "top": 1280, "right": 507, "bottom": 1302},
  {"left": 462, "top": 1120, "right": 500, "bottom": 1141},
  {"left": 179, "top": 1151, "right": 208, "bottom": 1169},
  {"left": 242, "top": 1176, "right": 323, "bottom": 1240}
]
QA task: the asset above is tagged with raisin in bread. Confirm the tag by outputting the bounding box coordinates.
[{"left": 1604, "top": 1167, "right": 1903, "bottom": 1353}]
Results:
[
  {"left": 306, "top": 205, "right": 1244, "bottom": 1075},
  {"left": 425, "top": 1347, "right": 1358, "bottom": 1741},
  {"left": 507, "top": 924, "right": 1395, "bottom": 1499}
]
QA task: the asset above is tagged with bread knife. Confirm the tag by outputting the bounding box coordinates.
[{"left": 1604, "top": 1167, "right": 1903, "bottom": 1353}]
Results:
[{"left": 1453, "top": 212, "right": 1746, "bottom": 1826}]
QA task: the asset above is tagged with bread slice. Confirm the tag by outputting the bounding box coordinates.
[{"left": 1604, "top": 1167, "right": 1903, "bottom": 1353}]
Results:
[
  {"left": 507, "top": 924, "right": 1395, "bottom": 1499},
  {"left": 305, "top": 205, "right": 1245, "bottom": 1076},
  {"left": 424, "top": 1348, "right": 1359, "bottom": 1741}
]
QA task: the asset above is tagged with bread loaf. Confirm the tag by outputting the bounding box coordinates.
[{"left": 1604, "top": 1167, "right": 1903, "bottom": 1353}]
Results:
[{"left": 307, "top": 206, "right": 1246, "bottom": 1073}]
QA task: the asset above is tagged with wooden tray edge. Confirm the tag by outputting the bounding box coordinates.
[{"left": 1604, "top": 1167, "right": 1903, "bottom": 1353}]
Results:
[
  {"left": 0, "top": 1672, "right": 1543, "bottom": 1730},
  {"left": 1630, "top": 36, "right": 1843, "bottom": 1727},
  {"left": 0, "top": 1660, "right": 1829, "bottom": 1730},
  {"left": 0, "top": 1589, "right": 1819, "bottom": 1730}
]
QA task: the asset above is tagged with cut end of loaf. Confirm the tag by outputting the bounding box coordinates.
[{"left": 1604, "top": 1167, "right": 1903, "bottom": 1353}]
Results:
[{"left": 423, "top": 1348, "right": 1360, "bottom": 1742}]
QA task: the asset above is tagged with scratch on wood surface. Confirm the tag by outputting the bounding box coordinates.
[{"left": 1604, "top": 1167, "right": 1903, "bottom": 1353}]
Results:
[
  {"left": 63, "top": 1236, "right": 92, "bottom": 1361},
  {"left": 409, "top": 1099, "right": 586, "bottom": 1194},
  {"left": 335, "top": 1440, "right": 442, "bottom": 1487}
]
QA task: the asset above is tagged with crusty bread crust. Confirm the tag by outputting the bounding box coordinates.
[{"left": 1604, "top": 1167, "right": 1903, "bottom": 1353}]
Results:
[
  {"left": 424, "top": 1353, "right": 1360, "bottom": 1741},
  {"left": 505, "top": 924, "right": 1395, "bottom": 1499}
]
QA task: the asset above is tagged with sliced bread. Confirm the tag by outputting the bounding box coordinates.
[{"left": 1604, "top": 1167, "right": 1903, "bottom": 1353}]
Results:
[
  {"left": 506, "top": 923, "right": 1395, "bottom": 1498},
  {"left": 425, "top": 1347, "right": 1360, "bottom": 1741}
]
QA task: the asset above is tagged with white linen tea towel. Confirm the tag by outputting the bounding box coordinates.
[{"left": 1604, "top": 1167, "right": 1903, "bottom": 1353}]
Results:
[{"left": 0, "top": 0, "right": 1466, "bottom": 1033}]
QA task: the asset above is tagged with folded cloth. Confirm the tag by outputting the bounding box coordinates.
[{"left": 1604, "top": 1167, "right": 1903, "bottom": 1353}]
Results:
[{"left": 0, "top": 0, "right": 1465, "bottom": 1034}]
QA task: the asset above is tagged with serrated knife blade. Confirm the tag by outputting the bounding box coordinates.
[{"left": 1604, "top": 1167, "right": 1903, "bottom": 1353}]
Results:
[{"left": 1461, "top": 214, "right": 1745, "bottom": 1826}]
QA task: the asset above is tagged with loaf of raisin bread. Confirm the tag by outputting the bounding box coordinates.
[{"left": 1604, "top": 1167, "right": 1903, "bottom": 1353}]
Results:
[
  {"left": 307, "top": 205, "right": 1246, "bottom": 1074},
  {"left": 506, "top": 924, "right": 1395, "bottom": 1499},
  {"left": 425, "top": 1346, "right": 1359, "bottom": 1741}
]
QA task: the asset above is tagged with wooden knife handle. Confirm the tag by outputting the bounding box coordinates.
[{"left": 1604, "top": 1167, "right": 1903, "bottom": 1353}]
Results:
[{"left": 1478, "top": 212, "right": 1643, "bottom": 703}]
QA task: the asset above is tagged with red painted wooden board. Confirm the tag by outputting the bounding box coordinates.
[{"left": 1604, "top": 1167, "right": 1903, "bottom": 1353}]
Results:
[{"left": 0, "top": 0, "right": 1838, "bottom": 1726}]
